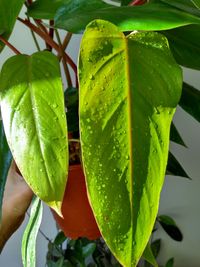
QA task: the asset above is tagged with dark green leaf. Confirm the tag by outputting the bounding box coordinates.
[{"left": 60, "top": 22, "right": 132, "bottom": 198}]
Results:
[
  {"left": 170, "top": 122, "right": 186, "bottom": 147},
  {"left": 22, "top": 196, "right": 43, "bottom": 267},
  {"left": 160, "top": 0, "right": 200, "bottom": 16},
  {"left": 54, "top": 231, "right": 66, "bottom": 246},
  {"left": 191, "top": 0, "right": 200, "bottom": 9},
  {"left": 55, "top": 2, "right": 200, "bottom": 33},
  {"left": 179, "top": 82, "right": 200, "bottom": 122},
  {"left": 0, "top": 0, "right": 24, "bottom": 52},
  {"left": 151, "top": 239, "right": 161, "bottom": 258},
  {"left": 0, "top": 51, "right": 68, "bottom": 215},
  {"left": 65, "top": 87, "right": 79, "bottom": 132},
  {"left": 27, "top": 0, "right": 66, "bottom": 20},
  {"left": 82, "top": 243, "right": 96, "bottom": 258},
  {"left": 0, "top": 120, "right": 12, "bottom": 219},
  {"left": 165, "top": 258, "right": 174, "bottom": 267},
  {"left": 166, "top": 152, "right": 190, "bottom": 179},
  {"left": 79, "top": 20, "right": 182, "bottom": 266},
  {"left": 121, "top": 0, "right": 133, "bottom": 5},
  {"left": 163, "top": 25, "right": 200, "bottom": 70},
  {"left": 157, "top": 215, "right": 183, "bottom": 241},
  {"left": 142, "top": 243, "right": 158, "bottom": 267}
]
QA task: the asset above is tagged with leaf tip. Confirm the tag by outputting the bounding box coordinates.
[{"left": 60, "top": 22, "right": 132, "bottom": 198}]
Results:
[{"left": 48, "top": 201, "right": 63, "bottom": 218}]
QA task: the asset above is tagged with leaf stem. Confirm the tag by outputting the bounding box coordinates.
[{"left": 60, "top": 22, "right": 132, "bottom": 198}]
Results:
[
  {"left": 17, "top": 18, "right": 77, "bottom": 77},
  {"left": 0, "top": 36, "right": 21, "bottom": 54},
  {"left": 55, "top": 29, "right": 73, "bottom": 87}
]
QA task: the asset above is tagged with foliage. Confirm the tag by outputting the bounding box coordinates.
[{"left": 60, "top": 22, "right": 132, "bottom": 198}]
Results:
[{"left": 0, "top": 0, "right": 199, "bottom": 266}]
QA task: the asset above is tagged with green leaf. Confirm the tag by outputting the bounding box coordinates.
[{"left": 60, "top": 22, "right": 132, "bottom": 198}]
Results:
[
  {"left": 191, "top": 0, "right": 200, "bottom": 9},
  {"left": 179, "top": 82, "right": 200, "bottom": 122},
  {"left": 151, "top": 239, "right": 161, "bottom": 258},
  {"left": 157, "top": 215, "right": 183, "bottom": 241},
  {"left": 79, "top": 20, "right": 182, "bottom": 267},
  {"left": 82, "top": 243, "right": 96, "bottom": 258},
  {"left": 54, "top": 231, "right": 66, "bottom": 246},
  {"left": 0, "top": 51, "right": 68, "bottom": 215},
  {"left": 170, "top": 122, "right": 186, "bottom": 147},
  {"left": 121, "top": 0, "right": 133, "bottom": 5},
  {"left": 163, "top": 25, "right": 200, "bottom": 70},
  {"left": 27, "top": 0, "right": 66, "bottom": 20},
  {"left": 22, "top": 196, "right": 43, "bottom": 267},
  {"left": 0, "top": 0, "right": 24, "bottom": 52},
  {"left": 0, "top": 121, "right": 12, "bottom": 219},
  {"left": 65, "top": 87, "right": 79, "bottom": 132},
  {"left": 160, "top": 0, "right": 200, "bottom": 16},
  {"left": 142, "top": 243, "right": 158, "bottom": 267},
  {"left": 166, "top": 152, "right": 190, "bottom": 179},
  {"left": 165, "top": 258, "right": 174, "bottom": 267},
  {"left": 55, "top": 2, "right": 200, "bottom": 33}
]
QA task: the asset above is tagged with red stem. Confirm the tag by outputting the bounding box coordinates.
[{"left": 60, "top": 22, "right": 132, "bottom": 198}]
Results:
[
  {"left": 129, "top": 0, "right": 146, "bottom": 5},
  {"left": 17, "top": 18, "right": 77, "bottom": 78},
  {"left": 0, "top": 36, "right": 21, "bottom": 54}
]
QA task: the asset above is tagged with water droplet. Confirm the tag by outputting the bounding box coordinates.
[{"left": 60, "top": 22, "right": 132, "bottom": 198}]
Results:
[
  {"left": 89, "top": 74, "right": 95, "bottom": 80},
  {"left": 52, "top": 103, "right": 58, "bottom": 108}
]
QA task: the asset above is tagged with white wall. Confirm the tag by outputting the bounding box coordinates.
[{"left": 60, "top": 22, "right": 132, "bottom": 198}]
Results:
[{"left": 0, "top": 8, "right": 200, "bottom": 267}]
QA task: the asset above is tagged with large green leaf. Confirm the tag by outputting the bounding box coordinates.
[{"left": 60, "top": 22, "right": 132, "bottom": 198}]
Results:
[
  {"left": 191, "top": 0, "right": 200, "bottom": 9},
  {"left": 179, "top": 82, "right": 200, "bottom": 122},
  {"left": 27, "top": 0, "right": 66, "bottom": 20},
  {"left": 79, "top": 20, "right": 182, "bottom": 266},
  {"left": 22, "top": 196, "right": 43, "bottom": 267},
  {"left": 0, "top": 121, "right": 12, "bottom": 220},
  {"left": 0, "top": 51, "right": 68, "bottom": 215},
  {"left": 55, "top": 2, "right": 200, "bottom": 33},
  {"left": 163, "top": 25, "right": 200, "bottom": 70},
  {"left": 28, "top": 0, "right": 112, "bottom": 20},
  {"left": 0, "top": 0, "right": 24, "bottom": 52},
  {"left": 160, "top": 0, "right": 200, "bottom": 16}
]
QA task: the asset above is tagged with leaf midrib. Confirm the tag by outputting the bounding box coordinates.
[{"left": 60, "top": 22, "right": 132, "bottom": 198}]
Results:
[
  {"left": 125, "top": 37, "right": 134, "bottom": 264},
  {"left": 28, "top": 56, "right": 52, "bottom": 191}
]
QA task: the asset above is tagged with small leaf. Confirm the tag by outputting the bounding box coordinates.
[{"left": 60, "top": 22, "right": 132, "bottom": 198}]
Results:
[
  {"left": 179, "top": 82, "right": 200, "bottom": 122},
  {"left": 157, "top": 215, "right": 183, "bottom": 241},
  {"left": 0, "top": 0, "right": 24, "bottom": 52},
  {"left": 151, "top": 239, "right": 161, "bottom": 258},
  {"left": 142, "top": 243, "right": 158, "bottom": 267},
  {"left": 82, "top": 243, "right": 96, "bottom": 258},
  {"left": 170, "top": 122, "right": 186, "bottom": 147},
  {"left": 54, "top": 231, "right": 66, "bottom": 246},
  {"left": 166, "top": 152, "right": 190, "bottom": 179},
  {"left": 165, "top": 258, "right": 174, "bottom": 267},
  {"left": 0, "top": 51, "right": 68, "bottom": 215},
  {"left": 54, "top": 1, "right": 200, "bottom": 33},
  {"left": 0, "top": 120, "right": 12, "bottom": 220},
  {"left": 163, "top": 25, "right": 200, "bottom": 70},
  {"left": 22, "top": 196, "right": 43, "bottom": 267}
]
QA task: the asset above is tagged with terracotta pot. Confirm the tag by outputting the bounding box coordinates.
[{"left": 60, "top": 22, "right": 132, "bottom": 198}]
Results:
[{"left": 52, "top": 164, "right": 101, "bottom": 240}]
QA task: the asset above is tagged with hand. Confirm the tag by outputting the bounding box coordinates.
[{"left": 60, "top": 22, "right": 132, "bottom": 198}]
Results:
[{"left": 0, "top": 161, "right": 33, "bottom": 251}]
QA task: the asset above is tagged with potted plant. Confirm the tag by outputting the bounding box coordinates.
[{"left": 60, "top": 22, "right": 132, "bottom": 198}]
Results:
[{"left": 0, "top": 0, "right": 199, "bottom": 266}]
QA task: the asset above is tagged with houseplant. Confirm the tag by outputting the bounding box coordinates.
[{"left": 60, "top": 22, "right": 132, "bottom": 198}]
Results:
[{"left": 0, "top": 0, "right": 199, "bottom": 266}]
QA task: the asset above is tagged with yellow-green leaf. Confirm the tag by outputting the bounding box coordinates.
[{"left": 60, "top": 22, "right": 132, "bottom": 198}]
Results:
[
  {"left": 79, "top": 20, "right": 182, "bottom": 266},
  {"left": 0, "top": 51, "right": 68, "bottom": 215}
]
